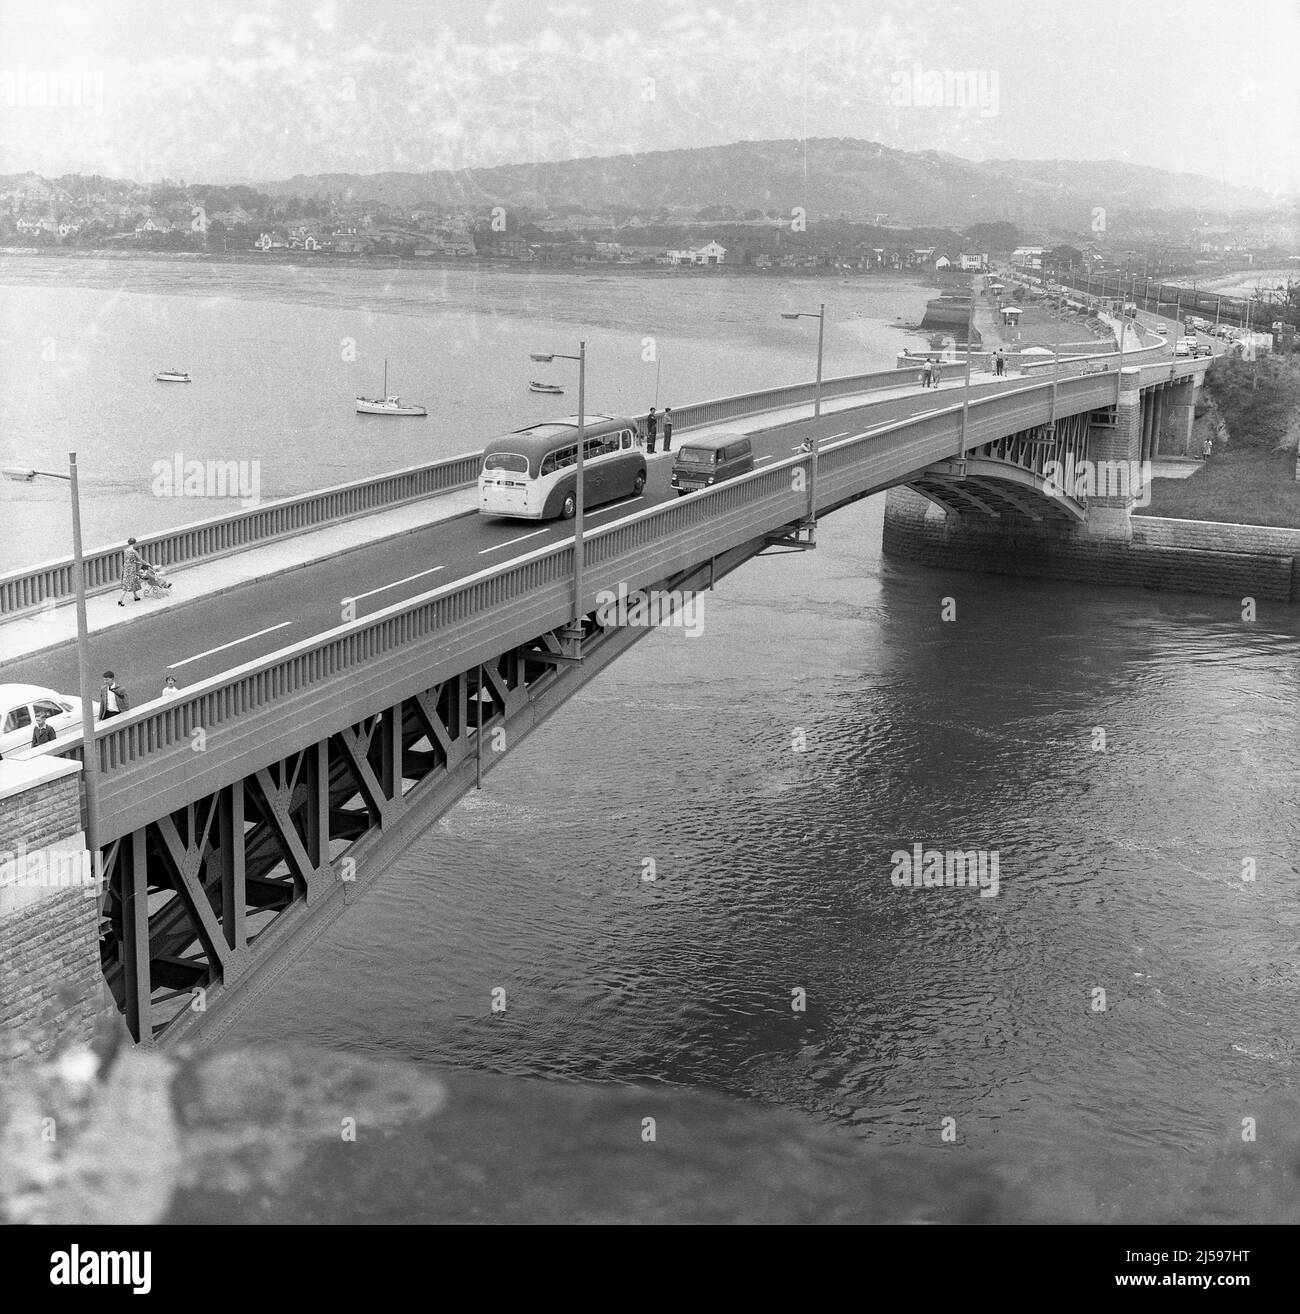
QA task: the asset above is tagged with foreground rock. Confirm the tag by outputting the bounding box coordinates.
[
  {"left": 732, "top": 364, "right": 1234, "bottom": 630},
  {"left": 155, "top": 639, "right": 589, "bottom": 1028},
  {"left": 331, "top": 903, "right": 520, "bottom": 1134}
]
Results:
[{"left": 1, "top": 1037, "right": 1295, "bottom": 1224}]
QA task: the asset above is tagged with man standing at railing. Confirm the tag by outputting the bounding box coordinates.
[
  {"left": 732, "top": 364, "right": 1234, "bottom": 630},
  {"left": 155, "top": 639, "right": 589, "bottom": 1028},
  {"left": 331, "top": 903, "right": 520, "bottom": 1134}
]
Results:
[
  {"left": 646, "top": 407, "right": 658, "bottom": 454},
  {"left": 30, "top": 707, "right": 57, "bottom": 748},
  {"left": 98, "top": 671, "right": 130, "bottom": 721},
  {"left": 662, "top": 407, "right": 673, "bottom": 452}
]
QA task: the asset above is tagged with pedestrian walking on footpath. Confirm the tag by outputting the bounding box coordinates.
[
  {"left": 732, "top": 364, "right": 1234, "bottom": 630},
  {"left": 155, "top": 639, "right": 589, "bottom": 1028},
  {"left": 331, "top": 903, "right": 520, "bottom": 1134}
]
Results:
[
  {"left": 98, "top": 671, "right": 129, "bottom": 721},
  {"left": 1202, "top": 436, "right": 1213, "bottom": 461},
  {"left": 995, "top": 350, "right": 1005, "bottom": 377},
  {"left": 161, "top": 675, "right": 181, "bottom": 700},
  {"left": 646, "top": 407, "right": 658, "bottom": 454},
  {"left": 931, "top": 361, "right": 942, "bottom": 388},
  {"left": 662, "top": 407, "right": 673, "bottom": 451},
  {"left": 30, "top": 707, "right": 58, "bottom": 748},
  {"left": 118, "top": 537, "right": 142, "bottom": 605}
]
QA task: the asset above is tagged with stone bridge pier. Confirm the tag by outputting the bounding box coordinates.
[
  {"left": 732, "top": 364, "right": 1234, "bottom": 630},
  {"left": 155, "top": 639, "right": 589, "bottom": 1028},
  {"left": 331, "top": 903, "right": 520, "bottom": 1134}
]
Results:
[
  {"left": 879, "top": 366, "right": 1279, "bottom": 598},
  {"left": 1155, "top": 376, "right": 1198, "bottom": 458},
  {"left": 1086, "top": 366, "right": 1146, "bottom": 540}
]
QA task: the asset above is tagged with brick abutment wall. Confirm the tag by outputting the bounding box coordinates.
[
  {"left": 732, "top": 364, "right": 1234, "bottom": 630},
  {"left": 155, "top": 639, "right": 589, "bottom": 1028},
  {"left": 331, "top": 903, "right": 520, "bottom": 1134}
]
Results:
[{"left": 0, "top": 759, "right": 105, "bottom": 1064}]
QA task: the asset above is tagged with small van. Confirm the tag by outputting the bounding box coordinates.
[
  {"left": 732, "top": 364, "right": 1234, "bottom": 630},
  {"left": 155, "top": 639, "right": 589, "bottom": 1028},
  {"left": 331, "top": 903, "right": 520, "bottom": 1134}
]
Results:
[{"left": 670, "top": 432, "right": 754, "bottom": 495}]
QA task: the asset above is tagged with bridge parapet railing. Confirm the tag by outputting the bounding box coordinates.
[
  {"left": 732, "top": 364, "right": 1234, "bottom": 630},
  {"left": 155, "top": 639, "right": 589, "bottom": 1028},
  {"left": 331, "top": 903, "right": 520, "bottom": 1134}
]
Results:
[
  {"left": 638, "top": 364, "right": 931, "bottom": 438},
  {"left": 1, "top": 366, "right": 950, "bottom": 622},
  {"left": 0, "top": 451, "right": 484, "bottom": 620},
  {"left": 1016, "top": 337, "right": 1167, "bottom": 378}
]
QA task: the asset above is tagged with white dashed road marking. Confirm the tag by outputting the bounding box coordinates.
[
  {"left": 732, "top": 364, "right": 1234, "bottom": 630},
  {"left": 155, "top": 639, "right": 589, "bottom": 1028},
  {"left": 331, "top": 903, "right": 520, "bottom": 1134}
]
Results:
[{"left": 169, "top": 622, "right": 293, "bottom": 669}]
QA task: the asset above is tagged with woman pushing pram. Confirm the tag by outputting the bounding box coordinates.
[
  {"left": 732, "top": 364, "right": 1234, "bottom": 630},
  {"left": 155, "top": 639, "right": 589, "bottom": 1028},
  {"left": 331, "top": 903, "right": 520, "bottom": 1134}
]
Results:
[{"left": 118, "top": 536, "right": 173, "bottom": 605}]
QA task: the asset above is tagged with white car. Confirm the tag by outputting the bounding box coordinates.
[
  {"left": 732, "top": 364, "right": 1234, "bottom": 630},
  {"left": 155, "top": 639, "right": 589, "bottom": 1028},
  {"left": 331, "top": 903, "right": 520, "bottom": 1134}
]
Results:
[
  {"left": 0, "top": 683, "right": 92, "bottom": 757},
  {"left": 1175, "top": 336, "right": 1197, "bottom": 356}
]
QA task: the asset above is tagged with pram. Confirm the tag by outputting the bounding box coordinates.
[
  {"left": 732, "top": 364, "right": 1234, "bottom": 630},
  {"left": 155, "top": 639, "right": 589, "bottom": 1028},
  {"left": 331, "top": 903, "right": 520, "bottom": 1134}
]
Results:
[{"left": 139, "top": 561, "right": 172, "bottom": 597}]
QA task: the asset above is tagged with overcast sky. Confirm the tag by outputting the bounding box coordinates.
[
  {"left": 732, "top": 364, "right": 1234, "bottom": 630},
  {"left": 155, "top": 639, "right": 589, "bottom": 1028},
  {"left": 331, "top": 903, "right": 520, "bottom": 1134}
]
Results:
[{"left": 0, "top": 0, "right": 1296, "bottom": 196}]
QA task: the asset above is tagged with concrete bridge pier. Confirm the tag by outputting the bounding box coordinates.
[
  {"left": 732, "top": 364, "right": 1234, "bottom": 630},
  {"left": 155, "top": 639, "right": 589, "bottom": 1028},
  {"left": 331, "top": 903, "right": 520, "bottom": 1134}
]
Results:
[
  {"left": 1084, "top": 366, "right": 1144, "bottom": 541},
  {"left": 1157, "top": 377, "right": 1198, "bottom": 458}
]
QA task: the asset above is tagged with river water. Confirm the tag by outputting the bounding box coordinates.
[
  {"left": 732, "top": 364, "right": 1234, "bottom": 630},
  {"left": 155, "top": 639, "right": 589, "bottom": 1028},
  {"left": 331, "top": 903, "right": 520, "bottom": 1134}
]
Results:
[{"left": 2, "top": 255, "right": 1297, "bottom": 1219}]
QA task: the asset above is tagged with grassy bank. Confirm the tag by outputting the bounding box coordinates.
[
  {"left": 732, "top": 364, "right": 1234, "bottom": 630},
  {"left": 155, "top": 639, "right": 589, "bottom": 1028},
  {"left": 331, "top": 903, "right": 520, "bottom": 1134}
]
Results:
[
  {"left": 1141, "top": 354, "right": 1300, "bottom": 527},
  {"left": 1140, "top": 448, "right": 1300, "bottom": 528}
]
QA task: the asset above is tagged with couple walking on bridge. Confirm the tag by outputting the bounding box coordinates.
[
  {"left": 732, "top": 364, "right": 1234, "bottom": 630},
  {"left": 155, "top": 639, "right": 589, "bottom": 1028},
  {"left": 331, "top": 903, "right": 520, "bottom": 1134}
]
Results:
[{"left": 918, "top": 361, "right": 943, "bottom": 389}]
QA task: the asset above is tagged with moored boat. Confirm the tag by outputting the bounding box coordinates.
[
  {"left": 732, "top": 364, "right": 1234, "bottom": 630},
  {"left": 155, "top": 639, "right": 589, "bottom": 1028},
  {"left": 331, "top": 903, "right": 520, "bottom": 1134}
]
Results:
[
  {"left": 356, "top": 396, "right": 428, "bottom": 416},
  {"left": 356, "top": 358, "right": 427, "bottom": 416},
  {"left": 528, "top": 380, "right": 564, "bottom": 394},
  {"left": 155, "top": 370, "right": 191, "bottom": 383}
]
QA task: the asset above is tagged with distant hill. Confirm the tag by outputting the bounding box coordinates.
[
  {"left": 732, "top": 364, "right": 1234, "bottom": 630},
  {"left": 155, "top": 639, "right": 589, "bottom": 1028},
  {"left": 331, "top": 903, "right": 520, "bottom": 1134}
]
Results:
[
  {"left": 979, "top": 157, "right": 1277, "bottom": 216},
  {"left": 260, "top": 138, "right": 1292, "bottom": 236}
]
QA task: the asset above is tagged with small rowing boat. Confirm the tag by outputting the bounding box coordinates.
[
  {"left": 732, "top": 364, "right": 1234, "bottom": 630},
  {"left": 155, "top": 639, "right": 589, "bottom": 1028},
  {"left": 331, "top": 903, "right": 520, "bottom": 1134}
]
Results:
[
  {"left": 528, "top": 380, "right": 564, "bottom": 395},
  {"left": 155, "top": 370, "right": 191, "bottom": 383}
]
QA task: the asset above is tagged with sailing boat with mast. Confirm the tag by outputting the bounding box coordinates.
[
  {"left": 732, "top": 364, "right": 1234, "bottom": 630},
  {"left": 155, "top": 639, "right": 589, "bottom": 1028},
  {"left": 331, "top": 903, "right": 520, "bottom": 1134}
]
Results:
[{"left": 356, "top": 358, "right": 427, "bottom": 416}]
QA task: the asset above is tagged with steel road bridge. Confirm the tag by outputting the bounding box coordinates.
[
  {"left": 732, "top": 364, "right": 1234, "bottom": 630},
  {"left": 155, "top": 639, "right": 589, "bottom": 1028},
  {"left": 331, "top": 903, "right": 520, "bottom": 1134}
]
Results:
[{"left": 8, "top": 343, "right": 1207, "bottom": 1044}]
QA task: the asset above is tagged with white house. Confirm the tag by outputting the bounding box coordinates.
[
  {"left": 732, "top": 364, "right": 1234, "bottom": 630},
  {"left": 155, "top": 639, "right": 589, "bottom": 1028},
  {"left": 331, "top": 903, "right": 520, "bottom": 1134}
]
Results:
[{"left": 664, "top": 240, "right": 727, "bottom": 266}]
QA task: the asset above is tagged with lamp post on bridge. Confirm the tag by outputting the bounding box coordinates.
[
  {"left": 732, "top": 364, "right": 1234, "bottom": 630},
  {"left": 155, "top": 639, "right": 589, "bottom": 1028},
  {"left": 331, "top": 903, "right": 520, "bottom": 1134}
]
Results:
[
  {"left": 958, "top": 281, "right": 975, "bottom": 472},
  {"left": 2, "top": 454, "right": 100, "bottom": 850},
  {"left": 529, "top": 341, "right": 587, "bottom": 654},
  {"left": 780, "top": 302, "right": 825, "bottom": 532}
]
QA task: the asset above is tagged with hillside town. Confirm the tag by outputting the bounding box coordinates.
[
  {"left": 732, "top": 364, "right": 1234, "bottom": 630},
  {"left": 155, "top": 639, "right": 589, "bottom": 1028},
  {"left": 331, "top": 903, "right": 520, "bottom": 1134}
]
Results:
[{"left": 3, "top": 172, "right": 1298, "bottom": 283}]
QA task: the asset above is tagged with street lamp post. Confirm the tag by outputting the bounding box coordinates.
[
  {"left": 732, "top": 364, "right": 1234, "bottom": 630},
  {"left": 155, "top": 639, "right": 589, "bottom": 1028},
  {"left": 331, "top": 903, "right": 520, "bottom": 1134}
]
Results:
[
  {"left": 1117, "top": 294, "right": 1127, "bottom": 405},
  {"left": 530, "top": 342, "right": 587, "bottom": 651},
  {"left": 780, "top": 303, "right": 825, "bottom": 531},
  {"left": 949, "top": 284, "right": 976, "bottom": 472},
  {"left": 2, "top": 454, "right": 100, "bottom": 849}
]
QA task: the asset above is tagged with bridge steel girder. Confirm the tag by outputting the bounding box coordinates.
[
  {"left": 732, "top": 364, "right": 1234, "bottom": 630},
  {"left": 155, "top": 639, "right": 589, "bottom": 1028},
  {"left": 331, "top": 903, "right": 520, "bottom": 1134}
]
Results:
[{"left": 104, "top": 533, "right": 778, "bottom": 1046}]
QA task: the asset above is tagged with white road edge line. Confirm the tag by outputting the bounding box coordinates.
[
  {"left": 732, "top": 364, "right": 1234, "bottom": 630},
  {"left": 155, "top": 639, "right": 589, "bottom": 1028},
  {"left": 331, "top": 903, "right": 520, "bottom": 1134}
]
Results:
[
  {"left": 585, "top": 497, "right": 646, "bottom": 519},
  {"left": 169, "top": 622, "right": 293, "bottom": 669},
  {"left": 345, "top": 565, "right": 446, "bottom": 601},
  {"left": 479, "top": 528, "right": 549, "bottom": 554}
]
